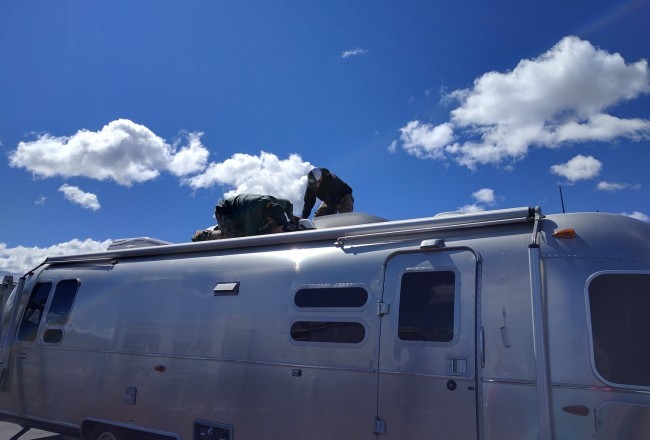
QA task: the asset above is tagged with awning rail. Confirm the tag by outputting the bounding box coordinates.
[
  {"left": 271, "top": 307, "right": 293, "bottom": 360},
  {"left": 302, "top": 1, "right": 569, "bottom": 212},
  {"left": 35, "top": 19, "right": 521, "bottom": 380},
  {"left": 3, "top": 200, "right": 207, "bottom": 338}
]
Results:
[{"left": 43, "top": 206, "right": 539, "bottom": 265}]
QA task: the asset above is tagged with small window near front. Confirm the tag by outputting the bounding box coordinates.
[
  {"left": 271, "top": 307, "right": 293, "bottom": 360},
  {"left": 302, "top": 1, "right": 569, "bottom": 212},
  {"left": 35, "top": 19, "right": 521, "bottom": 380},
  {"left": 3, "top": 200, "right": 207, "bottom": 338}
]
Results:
[
  {"left": 46, "top": 279, "right": 79, "bottom": 326},
  {"left": 589, "top": 273, "right": 650, "bottom": 386},
  {"left": 290, "top": 321, "right": 365, "bottom": 343},
  {"left": 398, "top": 271, "right": 456, "bottom": 342},
  {"left": 17, "top": 282, "right": 52, "bottom": 341},
  {"left": 294, "top": 287, "right": 368, "bottom": 308}
]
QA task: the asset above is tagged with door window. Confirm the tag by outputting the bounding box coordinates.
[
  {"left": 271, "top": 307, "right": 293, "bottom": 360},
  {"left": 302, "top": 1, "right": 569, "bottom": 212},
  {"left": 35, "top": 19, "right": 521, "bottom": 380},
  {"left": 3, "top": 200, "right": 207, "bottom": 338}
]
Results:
[{"left": 398, "top": 271, "right": 456, "bottom": 342}]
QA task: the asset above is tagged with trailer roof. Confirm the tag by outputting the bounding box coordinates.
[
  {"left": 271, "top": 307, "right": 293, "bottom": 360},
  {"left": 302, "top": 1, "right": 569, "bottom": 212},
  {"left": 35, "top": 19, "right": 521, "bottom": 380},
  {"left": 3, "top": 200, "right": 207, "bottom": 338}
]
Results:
[{"left": 40, "top": 206, "right": 538, "bottom": 266}]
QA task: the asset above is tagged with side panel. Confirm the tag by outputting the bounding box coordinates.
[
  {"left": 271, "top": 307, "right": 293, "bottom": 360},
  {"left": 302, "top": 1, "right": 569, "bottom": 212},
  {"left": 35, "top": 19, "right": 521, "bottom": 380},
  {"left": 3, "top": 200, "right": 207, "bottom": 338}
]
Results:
[
  {"left": 540, "top": 214, "right": 650, "bottom": 439},
  {"left": 0, "top": 246, "right": 384, "bottom": 439},
  {"left": 378, "top": 249, "right": 477, "bottom": 439},
  {"left": 544, "top": 262, "right": 650, "bottom": 439}
]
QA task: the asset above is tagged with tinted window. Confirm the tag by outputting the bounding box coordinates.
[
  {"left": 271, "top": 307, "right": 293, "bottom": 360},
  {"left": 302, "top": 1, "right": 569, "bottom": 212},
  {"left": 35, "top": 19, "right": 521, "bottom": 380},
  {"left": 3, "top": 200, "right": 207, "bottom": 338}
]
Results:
[
  {"left": 47, "top": 279, "right": 79, "bottom": 325},
  {"left": 398, "top": 271, "right": 455, "bottom": 342},
  {"left": 294, "top": 287, "right": 368, "bottom": 308},
  {"left": 17, "top": 282, "right": 52, "bottom": 341},
  {"left": 290, "top": 321, "right": 365, "bottom": 343},
  {"left": 589, "top": 273, "right": 650, "bottom": 386},
  {"left": 43, "top": 328, "right": 64, "bottom": 344}
]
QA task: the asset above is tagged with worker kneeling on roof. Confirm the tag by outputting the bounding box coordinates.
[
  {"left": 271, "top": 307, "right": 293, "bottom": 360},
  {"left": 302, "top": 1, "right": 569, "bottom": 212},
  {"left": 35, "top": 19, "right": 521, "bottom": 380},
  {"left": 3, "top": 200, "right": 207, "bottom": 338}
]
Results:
[
  {"left": 302, "top": 167, "right": 353, "bottom": 219},
  {"left": 215, "top": 194, "right": 297, "bottom": 239}
]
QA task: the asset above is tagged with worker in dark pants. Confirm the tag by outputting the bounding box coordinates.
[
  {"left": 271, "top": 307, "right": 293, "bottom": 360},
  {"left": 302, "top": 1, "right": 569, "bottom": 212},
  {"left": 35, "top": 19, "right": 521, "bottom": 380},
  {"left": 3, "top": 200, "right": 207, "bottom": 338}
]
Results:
[{"left": 301, "top": 167, "right": 353, "bottom": 219}]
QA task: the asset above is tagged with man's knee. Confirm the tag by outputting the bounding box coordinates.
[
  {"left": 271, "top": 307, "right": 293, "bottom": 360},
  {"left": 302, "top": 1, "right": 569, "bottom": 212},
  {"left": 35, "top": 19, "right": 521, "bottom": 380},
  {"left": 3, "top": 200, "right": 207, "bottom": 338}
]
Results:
[
  {"left": 217, "top": 214, "right": 243, "bottom": 238},
  {"left": 338, "top": 194, "right": 354, "bottom": 213},
  {"left": 314, "top": 203, "right": 329, "bottom": 217}
]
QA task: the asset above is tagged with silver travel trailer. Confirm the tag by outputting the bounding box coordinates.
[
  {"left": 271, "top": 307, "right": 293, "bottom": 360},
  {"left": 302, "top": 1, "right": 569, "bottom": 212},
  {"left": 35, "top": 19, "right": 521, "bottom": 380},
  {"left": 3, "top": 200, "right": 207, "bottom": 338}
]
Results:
[{"left": 1, "top": 206, "right": 649, "bottom": 440}]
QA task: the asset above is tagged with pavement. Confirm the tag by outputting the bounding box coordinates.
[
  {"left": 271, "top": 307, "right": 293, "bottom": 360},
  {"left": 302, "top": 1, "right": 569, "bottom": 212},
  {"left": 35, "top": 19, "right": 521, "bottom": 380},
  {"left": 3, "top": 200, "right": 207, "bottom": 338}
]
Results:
[{"left": 0, "top": 421, "right": 78, "bottom": 439}]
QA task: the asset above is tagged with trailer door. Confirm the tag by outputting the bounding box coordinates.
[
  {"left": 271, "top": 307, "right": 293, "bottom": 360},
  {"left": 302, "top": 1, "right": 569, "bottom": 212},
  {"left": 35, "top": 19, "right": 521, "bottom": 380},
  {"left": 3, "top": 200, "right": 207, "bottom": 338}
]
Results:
[{"left": 378, "top": 250, "right": 477, "bottom": 439}]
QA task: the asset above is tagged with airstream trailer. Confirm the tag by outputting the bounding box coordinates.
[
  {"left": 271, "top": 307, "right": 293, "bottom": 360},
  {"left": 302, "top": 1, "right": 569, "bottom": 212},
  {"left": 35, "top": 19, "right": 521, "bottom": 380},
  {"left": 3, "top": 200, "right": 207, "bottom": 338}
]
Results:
[{"left": 0, "top": 206, "right": 649, "bottom": 440}]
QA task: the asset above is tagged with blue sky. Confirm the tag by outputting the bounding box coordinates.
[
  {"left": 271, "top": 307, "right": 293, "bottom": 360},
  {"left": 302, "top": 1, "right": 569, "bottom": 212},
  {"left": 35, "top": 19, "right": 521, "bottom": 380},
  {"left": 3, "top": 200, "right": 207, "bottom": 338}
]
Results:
[{"left": 1, "top": 0, "right": 649, "bottom": 278}]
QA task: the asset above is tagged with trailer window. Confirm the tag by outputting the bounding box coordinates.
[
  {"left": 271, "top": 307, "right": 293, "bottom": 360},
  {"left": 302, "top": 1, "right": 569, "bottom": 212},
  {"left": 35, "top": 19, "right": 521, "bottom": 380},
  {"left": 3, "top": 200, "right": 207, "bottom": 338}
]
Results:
[
  {"left": 17, "top": 282, "right": 52, "bottom": 341},
  {"left": 290, "top": 321, "right": 365, "bottom": 343},
  {"left": 398, "top": 271, "right": 455, "bottom": 342},
  {"left": 294, "top": 287, "right": 368, "bottom": 308},
  {"left": 46, "top": 279, "right": 79, "bottom": 325},
  {"left": 589, "top": 273, "right": 650, "bottom": 386}
]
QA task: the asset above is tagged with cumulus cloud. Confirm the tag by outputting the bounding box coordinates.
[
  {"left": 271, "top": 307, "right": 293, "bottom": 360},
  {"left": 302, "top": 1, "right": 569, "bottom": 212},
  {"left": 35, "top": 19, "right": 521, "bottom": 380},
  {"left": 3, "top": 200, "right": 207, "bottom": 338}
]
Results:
[
  {"left": 457, "top": 204, "right": 485, "bottom": 213},
  {"left": 472, "top": 188, "right": 496, "bottom": 204},
  {"left": 396, "top": 36, "right": 650, "bottom": 169},
  {"left": 342, "top": 47, "right": 368, "bottom": 58},
  {"left": 623, "top": 211, "right": 650, "bottom": 222},
  {"left": 457, "top": 187, "right": 499, "bottom": 212},
  {"left": 550, "top": 155, "right": 602, "bottom": 182},
  {"left": 9, "top": 119, "right": 209, "bottom": 186},
  {"left": 184, "top": 151, "right": 313, "bottom": 214},
  {"left": 596, "top": 181, "right": 640, "bottom": 192},
  {"left": 0, "top": 239, "right": 111, "bottom": 279},
  {"left": 9, "top": 119, "right": 315, "bottom": 216},
  {"left": 59, "top": 184, "right": 101, "bottom": 210},
  {"left": 400, "top": 121, "right": 455, "bottom": 159}
]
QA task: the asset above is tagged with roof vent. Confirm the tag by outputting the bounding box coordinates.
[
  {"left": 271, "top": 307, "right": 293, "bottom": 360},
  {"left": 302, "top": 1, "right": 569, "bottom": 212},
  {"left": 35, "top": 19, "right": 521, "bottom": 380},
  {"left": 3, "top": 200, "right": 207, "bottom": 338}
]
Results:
[
  {"left": 107, "top": 237, "right": 172, "bottom": 250},
  {"left": 312, "top": 212, "right": 388, "bottom": 228}
]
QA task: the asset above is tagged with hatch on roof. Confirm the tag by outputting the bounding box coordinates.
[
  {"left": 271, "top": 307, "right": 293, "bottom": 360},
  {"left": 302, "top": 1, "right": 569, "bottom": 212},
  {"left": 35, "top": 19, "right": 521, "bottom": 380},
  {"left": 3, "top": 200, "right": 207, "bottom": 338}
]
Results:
[
  {"left": 311, "top": 212, "right": 388, "bottom": 228},
  {"left": 108, "top": 237, "right": 172, "bottom": 250}
]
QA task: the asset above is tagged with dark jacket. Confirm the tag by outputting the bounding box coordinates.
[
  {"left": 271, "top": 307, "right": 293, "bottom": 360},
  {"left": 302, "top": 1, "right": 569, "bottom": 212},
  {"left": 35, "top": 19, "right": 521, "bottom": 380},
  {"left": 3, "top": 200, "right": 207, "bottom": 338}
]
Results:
[
  {"left": 215, "top": 194, "right": 294, "bottom": 236},
  {"left": 302, "top": 168, "right": 352, "bottom": 218}
]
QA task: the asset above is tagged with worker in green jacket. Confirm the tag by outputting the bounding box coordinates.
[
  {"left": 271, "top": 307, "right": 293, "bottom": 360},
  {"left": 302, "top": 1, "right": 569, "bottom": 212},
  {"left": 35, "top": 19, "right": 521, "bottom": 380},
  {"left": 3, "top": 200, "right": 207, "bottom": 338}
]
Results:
[{"left": 215, "top": 194, "right": 296, "bottom": 238}]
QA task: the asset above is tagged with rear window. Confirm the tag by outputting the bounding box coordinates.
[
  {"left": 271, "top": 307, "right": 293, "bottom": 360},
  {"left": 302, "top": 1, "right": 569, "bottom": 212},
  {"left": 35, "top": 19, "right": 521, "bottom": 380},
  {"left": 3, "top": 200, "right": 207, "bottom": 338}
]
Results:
[{"left": 588, "top": 273, "right": 650, "bottom": 386}]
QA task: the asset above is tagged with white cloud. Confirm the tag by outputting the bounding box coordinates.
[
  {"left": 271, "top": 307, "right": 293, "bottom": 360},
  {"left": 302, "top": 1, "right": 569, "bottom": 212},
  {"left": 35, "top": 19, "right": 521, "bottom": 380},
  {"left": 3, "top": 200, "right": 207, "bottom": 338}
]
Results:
[
  {"left": 387, "top": 140, "right": 398, "bottom": 153},
  {"left": 396, "top": 36, "right": 650, "bottom": 169},
  {"left": 457, "top": 188, "right": 499, "bottom": 212},
  {"left": 457, "top": 204, "right": 485, "bottom": 213},
  {"left": 596, "top": 181, "right": 640, "bottom": 192},
  {"left": 168, "top": 131, "right": 210, "bottom": 176},
  {"left": 184, "top": 151, "right": 313, "bottom": 215},
  {"left": 550, "top": 154, "right": 602, "bottom": 182},
  {"left": 34, "top": 196, "right": 46, "bottom": 206},
  {"left": 472, "top": 188, "right": 495, "bottom": 204},
  {"left": 623, "top": 211, "right": 650, "bottom": 222},
  {"left": 400, "top": 121, "right": 455, "bottom": 159},
  {"left": 596, "top": 181, "right": 625, "bottom": 192},
  {"left": 59, "top": 184, "right": 101, "bottom": 210},
  {"left": 342, "top": 48, "right": 368, "bottom": 58},
  {"left": 9, "top": 119, "right": 210, "bottom": 186},
  {"left": 0, "top": 239, "right": 111, "bottom": 279}
]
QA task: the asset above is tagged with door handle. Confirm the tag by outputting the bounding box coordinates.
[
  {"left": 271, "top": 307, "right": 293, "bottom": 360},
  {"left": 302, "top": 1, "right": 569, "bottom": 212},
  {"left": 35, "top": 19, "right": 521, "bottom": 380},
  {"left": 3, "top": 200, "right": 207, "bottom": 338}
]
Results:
[{"left": 16, "top": 353, "right": 28, "bottom": 360}]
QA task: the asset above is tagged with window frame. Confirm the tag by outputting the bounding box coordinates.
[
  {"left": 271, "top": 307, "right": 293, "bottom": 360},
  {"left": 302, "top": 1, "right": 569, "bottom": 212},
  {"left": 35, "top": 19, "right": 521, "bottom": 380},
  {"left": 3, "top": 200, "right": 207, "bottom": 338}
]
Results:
[
  {"left": 585, "top": 270, "right": 650, "bottom": 388},
  {"left": 46, "top": 278, "right": 80, "bottom": 326},
  {"left": 289, "top": 283, "right": 371, "bottom": 347},
  {"left": 16, "top": 278, "right": 80, "bottom": 344},
  {"left": 293, "top": 284, "right": 370, "bottom": 310},
  {"left": 289, "top": 319, "right": 368, "bottom": 346},
  {"left": 17, "top": 281, "right": 53, "bottom": 342},
  {"left": 395, "top": 267, "right": 461, "bottom": 347}
]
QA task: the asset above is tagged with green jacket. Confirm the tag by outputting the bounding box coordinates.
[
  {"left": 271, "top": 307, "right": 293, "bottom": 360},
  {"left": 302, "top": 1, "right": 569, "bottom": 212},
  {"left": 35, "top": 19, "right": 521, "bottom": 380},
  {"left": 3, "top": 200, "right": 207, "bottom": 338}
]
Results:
[{"left": 215, "top": 194, "right": 294, "bottom": 236}]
